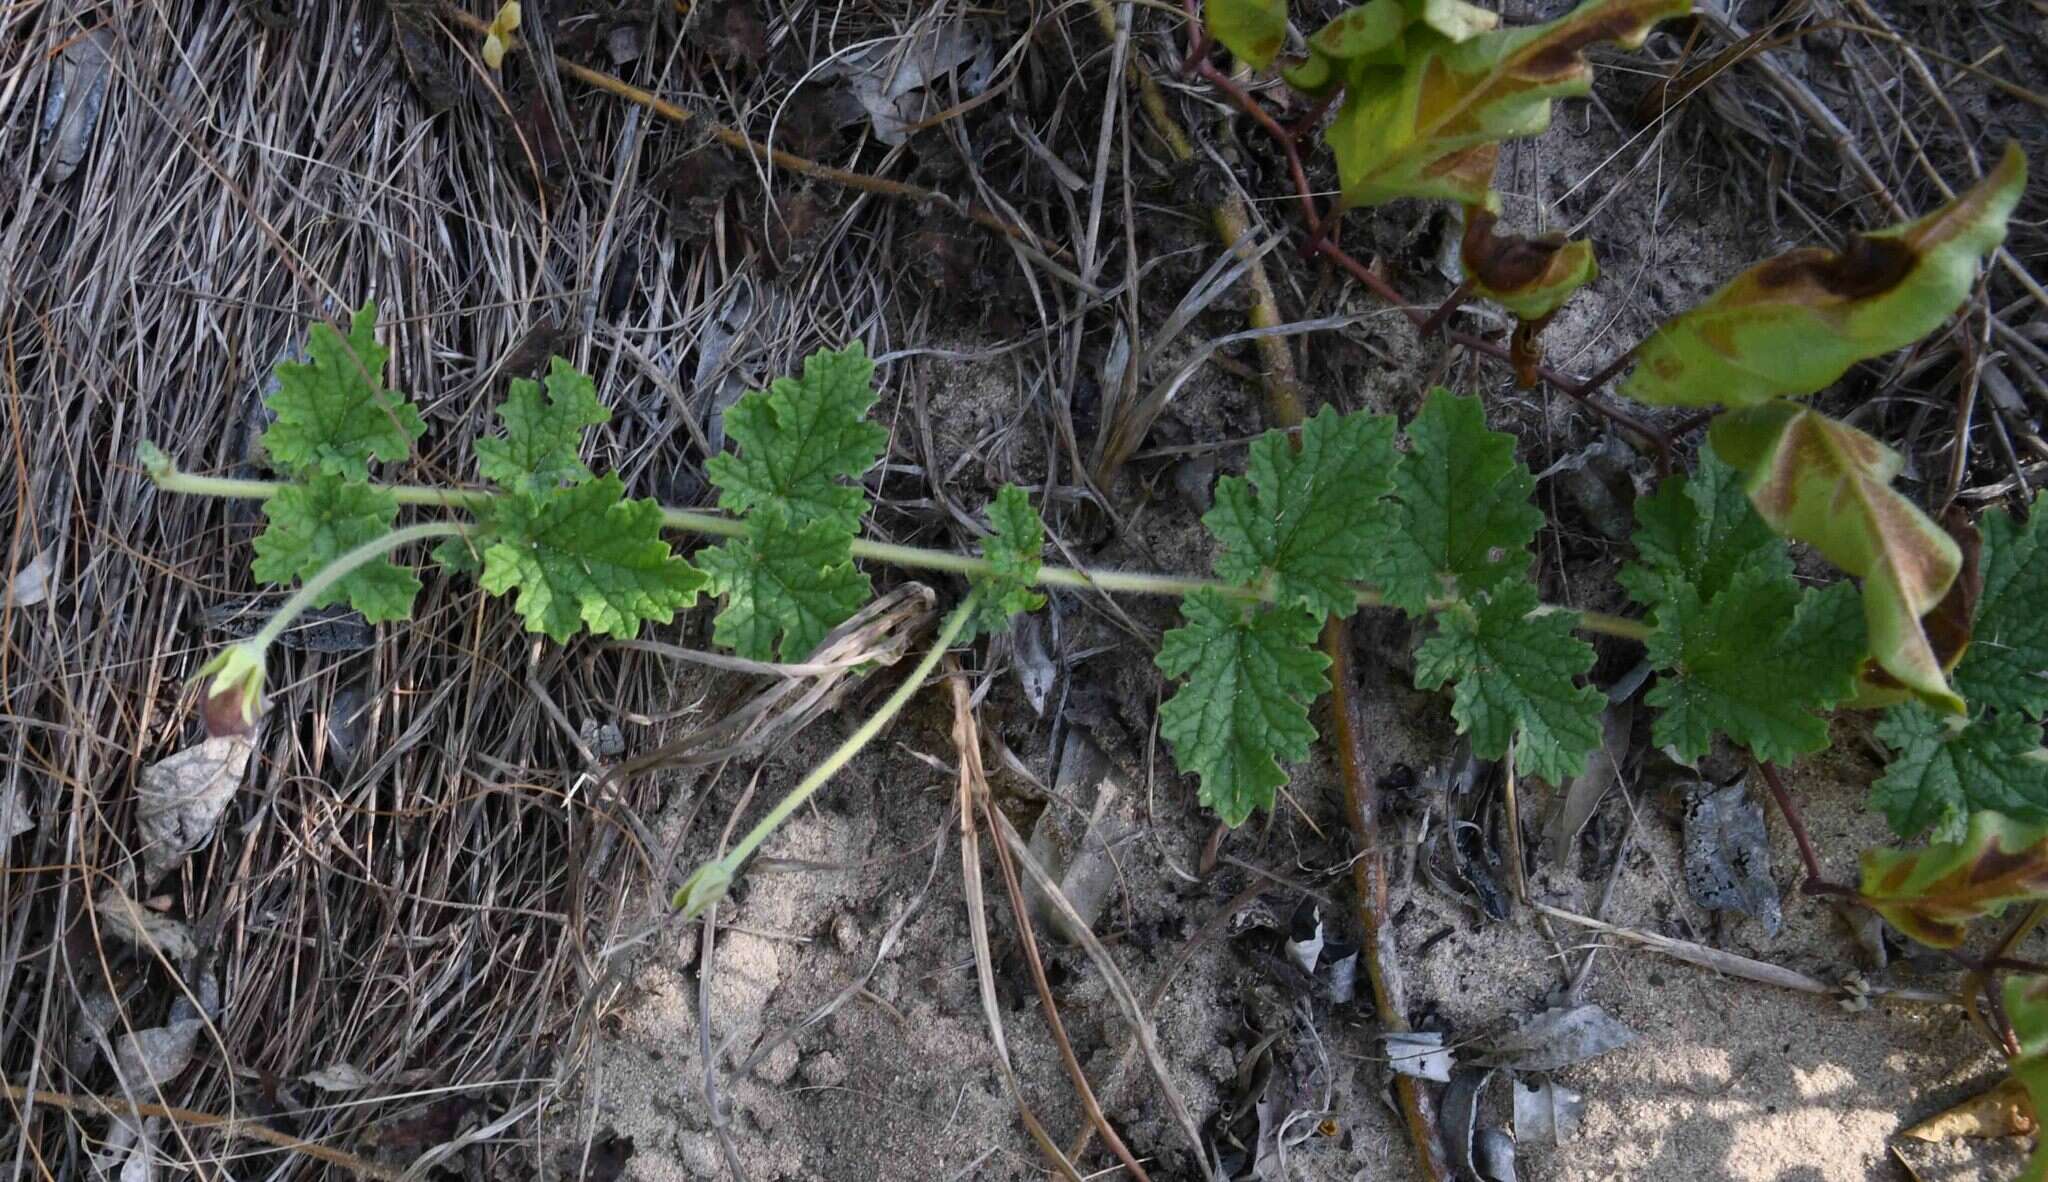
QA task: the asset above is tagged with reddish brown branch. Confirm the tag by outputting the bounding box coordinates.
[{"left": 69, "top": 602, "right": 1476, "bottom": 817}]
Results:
[{"left": 1756, "top": 761, "right": 1854, "bottom": 897}]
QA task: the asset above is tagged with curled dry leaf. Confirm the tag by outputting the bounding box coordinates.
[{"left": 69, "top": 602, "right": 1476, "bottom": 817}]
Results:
[
  {"left": 1711, "top": 404, "right": 1962, "bottom": 711},
  {"left": 113, "top": 1015, "right": 204, "bottom": 1091},
  {"left": 1385, "top": 1030, "right": 1454, "bottom": 1081},
  {"left": 1462, "top": 208, "right": 1598, "bottom": 323},
  {"left": 1481, "top": 1003, "right": 1637, "bottom": 1071},
  {"left": 136, "top": 735, "right": 251, "bottom": 887},
  {"left": 1899, "top": 1077, "right": 2034, "bottom": 1143},
  {"left": 1681, "top": 780, "right": 1781, "bottom": 936},
  {"left": 96, "top": 886, "right": 199, "bottom": 961},
  {"left": 37, "top": 28, "right": 112, "bottom": 184},
  {"left": 1513, "top": 1076, "right": 1586, "bottom": 1145}
]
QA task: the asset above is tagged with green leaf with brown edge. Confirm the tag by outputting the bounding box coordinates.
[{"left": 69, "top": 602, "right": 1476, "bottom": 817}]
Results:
[
  {"left": 1326, "top": 0, "right": 1690, "bottom": 210},
  {"left": 1207, "top": 0, "right": 1289, "bottom": 70},
  {"left": 1710, "top": 403, "right": 1963, "bottom": 712},
  {"left": 1284, "top": 0, "right": 1406, "bottom": 93},
  {"left": 1858, "top": 811, "right": 2048, "bottom": 949},
  {"left": 2001, "top": 974, "right": 2048, "bottom": 1182},
  {"left": 1401, "top": 0, "right": 1498, "bottom": 41},
  {"left": 1462, "top": 208, "right": 1598, "bottom": 322},
  {"left": 1623, "top": 142, "right": 2026, "bottom": 409}
]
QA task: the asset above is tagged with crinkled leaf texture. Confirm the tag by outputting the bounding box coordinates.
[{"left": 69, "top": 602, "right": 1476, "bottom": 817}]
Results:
[
  {"left": 260, "top": 302, "right": 425, "bottom": 481},
  {"left": 1327, "top": 0, "right": 1689, "bottom": 209},
  {"left": 1956, "top": 495, "right": 2048, "bottom": 718},
  {"left": 1415, "top": 580, "right": 1601, "bottom": 783},
  {"left": 1625, "top": 143, "right": 2025, "bottom": 408},
  {"left": 1207, "top": 0, "right": 1289, "bottom": 69},
  {"left": 1462, "top": 209, "right": 1597, "bottom": 322},
  {"left": 1859, "top": 810, "right": 2048, "bottom": 948},
  {"left": 1207, "top": 405, "right": 1397, "bottom": 620},
  {"left": 2002, "top": 975, "right": 2048, "bottom": 1182},
  {"left": 1872, "top": 704, "right": 2048, "bottom": 841},
  {"left": 251, "top": 476, "right": 419, "bottom": 623},
  {"left": 698, "top": 507, "right": 873, "bottom": 663},
  {"left": 1711, "top": 404, "right": 1962, "bottom": 710},
  {"left": 705, "top": 343, "right": 888, "bottom": 534},
  {"left": 1620, "top": 445, "right": 1788, "bottom": 605},
  {"left": 1370, "top": 390, "right": 1541, "bottom": 615},
  {"left": 477, "top": 476, "right": 705, "bottom": 643},
  {"left": 1157, "top": 590, "right": 1330, "bottom": 827},
  {"left": 969, "top": 484, "right": 1046, "bottom": 639},
  {"left": 475, "top": 357, "right": 610, "bottom": 495}
]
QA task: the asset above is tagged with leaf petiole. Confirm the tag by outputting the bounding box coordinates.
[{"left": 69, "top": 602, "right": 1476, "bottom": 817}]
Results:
[{"left": 250, "top": 522, "right": 467, "bottom": 651}]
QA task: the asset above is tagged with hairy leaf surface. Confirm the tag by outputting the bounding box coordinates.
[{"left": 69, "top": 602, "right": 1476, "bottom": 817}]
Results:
[
  {"left": 478, "top": 477, "right": 706, "bottom": 643},
  {"left": 1207, "top": 406, "right": 1397, "bottom": 619},
  {"left": 1621, "top": 446, "right": 1789, "bottom": 606},
  {"left": 1157, "top": 591, "right": 1330, "bottom": 826},
  {"left": 251, "top": 476, "right": 418, "bottom": 623},
  {"left": 475, "top": 357, "right": 609, "bottom": 495},
  {"left": 1957, "top": 496, "right": 2048, "bottom": 718},
  {"left": 699, "top": 508, "right": 873, "bottom": 663},
  {"left": 969, "top": 484, "right": 1047, "bottom": 638},
  {"left": 706, "top": 343, "right": 888, "bottom": 534},
  {"left": 1859, "top": 811, "right": 2048, "bottom": 948},
  {"left": 1873, "top": 704, "right": 2048, "bottom": 841},
  {"left": 261, "top": 302, "right": 424, "bottom": 481},
  {"left": 1370, "top": 390, "right": 1541, "bottom": 615},
  {"left": 1625, "top": 143, "right": 2025, "bottom": 408},
  {"left": 1415, "top": 580, "right": 1601, "bottom": 782}
]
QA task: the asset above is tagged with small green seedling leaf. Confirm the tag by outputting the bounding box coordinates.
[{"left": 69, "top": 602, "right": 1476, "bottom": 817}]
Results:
[
  {"left": 698, "top": 507, "right": 873, "bottom": 663},
  {"left": 707, "top": 343, "right": 888, "bottom": 534},
  {"left": 1370, "top": 390, "right": 1541, "bottom": 615},
  {"left": 1711, "top": 403, "right": 1963, "bottom": 711},
  {"left": 1157, "top": 590, "right": 1330, "bottom": 827},
  {"left": 1640, "top": 572, "right": 1864, "bottom": 766},
  {"left": 261, "top": 302, "right": 425, "bottom": 481},
  {"left": 2002, "top": 976, "right": 2048, "bottom": 1182},
  {"left": 1462, "top": 209, "right": 1597, "bottom": 322},
  {"left": 1327, "top": 0, "right": 1690, "bottom": 209},
  {"left": 1415, "top": 580, "right": 1601, "bottom": 783},
  {"left": 1956, "top": 495, "right": 2048, "bottom": 718},
  {"left": 475, "top": 357, "right": 610, "bottom": 495},
  {"left": 968, "top": 484, "right": 1047, "bottom": 639},
  {"left": 1859, "top": 811, "right": 2048, "bottom": 948},
  {"left": 1624, "top": 143, "right": 2026, "bottom": 408},
  {"left": 477, "top": 476, "right": 706, "bottom": 643},
  {"left": 251, "top": 475, "right": 419, "bottom": 623},
  {"left": 1872, "top": 703, "right": 2048, "bottom": 842},
  {"left": 1207, "top": 0, "right": 1289, "bottom": 69},
  {"left": 1208, "top": 406, "right": 1397, "bottom": 620}
]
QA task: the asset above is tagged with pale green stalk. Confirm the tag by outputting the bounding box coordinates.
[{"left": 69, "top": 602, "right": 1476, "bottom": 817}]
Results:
[{"left": 250, "top": 522, "right": 465, "bottom": 649}]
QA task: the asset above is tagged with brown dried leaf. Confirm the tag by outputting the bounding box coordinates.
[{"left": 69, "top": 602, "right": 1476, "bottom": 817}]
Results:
[{"left": 1899, "top": 1077, "right": 2035, "bottom": 1142}]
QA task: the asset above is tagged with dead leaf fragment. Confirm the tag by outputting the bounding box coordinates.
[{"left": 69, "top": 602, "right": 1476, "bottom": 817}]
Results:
[
  {"left": 1386, "top": 1030, "right": 1454, "bottom": 1082},
  {"left": 1900, "top": 1077, "right": 2036, "bottom": 1142},
  {"left": 96, "top": 887, "right": 198, "bottom": 960},
  {"left": 301, "top": 1063, "right": 378, "bottom": 1092},
  {"left": 136, "top": 735, "right": 250, "bottom": 887},
  {"left": 1482, "top": 1004, "right": 1637, "bottom": 1071},
  {"left": 113, "top": 1017, "right": 203, "bottom": 1090},
  {"left": 38, "top": 29, "right": 112, "bottom": 184},
  {"left": 8, "top": 548, "right": 53, "bottom": 606},
  {"left": 1682, "top": 779, "right": 1782, "bottom": 936},
  {"left": 1513, "top": 1076, "right": 1586, "bottom": 1145}
]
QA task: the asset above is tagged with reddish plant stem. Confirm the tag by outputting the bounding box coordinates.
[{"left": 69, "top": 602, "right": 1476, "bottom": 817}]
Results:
[{"left": 1756, "top": 761, "right": 1854, "bottom": 897}]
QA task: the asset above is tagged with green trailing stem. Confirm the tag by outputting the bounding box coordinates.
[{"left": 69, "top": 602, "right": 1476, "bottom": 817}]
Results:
[{"left": 140, "top": 459, "right": 1653, "bottom": 643}]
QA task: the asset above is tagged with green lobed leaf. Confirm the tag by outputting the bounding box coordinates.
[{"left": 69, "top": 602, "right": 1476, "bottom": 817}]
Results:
[
  {"left": 1872, "top": 703, "right": 2048, "bottom": 842},
  {"left": 968, "top": 484, "right": 1047, "bottom": 639},
  {"left": 477, "top": 476, "right": 706, "bottom": 643},
  {"left": 1955, "top": 495, "right": 2048, "bottom": 718},
  {"left": 260, "top": 302, "right": 425, "bottom": 481},
  {"left": 475, "top": 357, "right": 610, "bottom": 496},
  {"left": 1620, "top": 445, "right": 1789, "bottom": 606},
  {"left": 1415, "top": 579, "right": 1601, "bottom": 783},
  {"left": 1326, "top": 0, "right": 1690, "bottom": 210},
  {"left": 1206, "top": 0, "right": 1289, "bottom": 70},
  {"left": 1640, "top": 572, "right": 1864, "bottom": 766},
  {"left": 251, "top": 475, "right": 419, "bottom": 624},
  {"left": 698, "top": 507, "right": 874, "bottom": 663},
  {"left": 1859, "top": 810, "right": 2048, "bottom": 948},
  {"left": 1157, "top": 590, "right": 1330, "bottom": 827},
  {"left": 2002, "top": 975, "right": 2048, "bottom": 1182},
  {"left": 1624, "top": 143, "right": 2026, "bottom": 409},
  {"left": 1369, "top": 390, "right": 1541, "bottom": 616},
  {"left": 706, "top": 343, "right": 888, "bottom": 535},
  {"left": 1206, "top": 406, "right": 1397, "bottom": 620}
]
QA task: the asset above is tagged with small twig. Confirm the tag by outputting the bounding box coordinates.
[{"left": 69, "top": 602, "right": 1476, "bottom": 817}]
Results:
[{"left": 1755, "top": 762, "right": 1854, "bottom": 897}]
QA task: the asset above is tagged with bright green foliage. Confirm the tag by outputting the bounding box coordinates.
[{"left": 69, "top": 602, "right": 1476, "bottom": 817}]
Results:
[
  {"left": 1625, "top": 144, "right": 2025, "bottom": 409},
  {"left": 475, "top": 358, "right": 610, "bottom": 496},
  {"left": 968, "top": 484, "right": 1047, "bottom": 639},
  {"left": 1207, "top": 406, "right": 1396, "bottom": 620},
  {"left": 1369, "top": 390, "right": 1541, "bottom": 615},
  {"left": 706, "top": 343, "right": 888, "bottom": 534},
  {"left": 1620, "top": 447, "right": 1787, "bottom": 605},
  {"left": 260, "top": 302, "right": 425, "bottom": 481},
  {"left": 251, "top": 476, "right": 418, "bottom": 623},
  {"left": 1640, "top": 573, "right": 1864, "bottom": 766},
  {"left": 1403, "top": 0, "right": 1498, "bottom": 40},
  {"left": 1858, "top": 811, "right": 2048, "bottom": 948},
  {"left": 1873, "top": 704, "right": 2048, "bottom": 841},
  {"left": 1207, "top": 0, "right": 1289, "bottom": 69},
  {"left": 1956, "top": 496, "right": 2048, "bottom": 718},
  {"left": 476, "top": 477, "right": 706, "bottom": 643},
  {"left": 1415, "top": 580, "right": 1601, "bottom": 783},
  {"left": 1156, "top": 591, "right": 1330, "bottom": 826},
  {"left": 698, "top": 508, "right": 872, "bottom": 663},
  {"left": 2002, "top": 975, "right": 2048, "bottom": 1182}
]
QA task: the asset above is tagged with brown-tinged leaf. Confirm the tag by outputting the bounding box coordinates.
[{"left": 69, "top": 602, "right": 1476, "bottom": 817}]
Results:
[
  {"left": 1462, "top": 208, "right": 1598, "bottom": 322},
  {"left": 136, "top": 735, "right": 251, "bottom": 887},
  {"left": 1900, "top": 1077, "right": 2035, "bottom": 1142},
  {"left": 1861, "top": 505, "right": 1981, "bottom": 702},
  {"left": 1710, "top": 403, "right": 1963, "bottom": 710},
  {"left": 1624, "top": 143, "right": 2026, "bottom": 408},
  {"left": 1859, "top": 811, "right": 2048, "bottom": 947}
]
